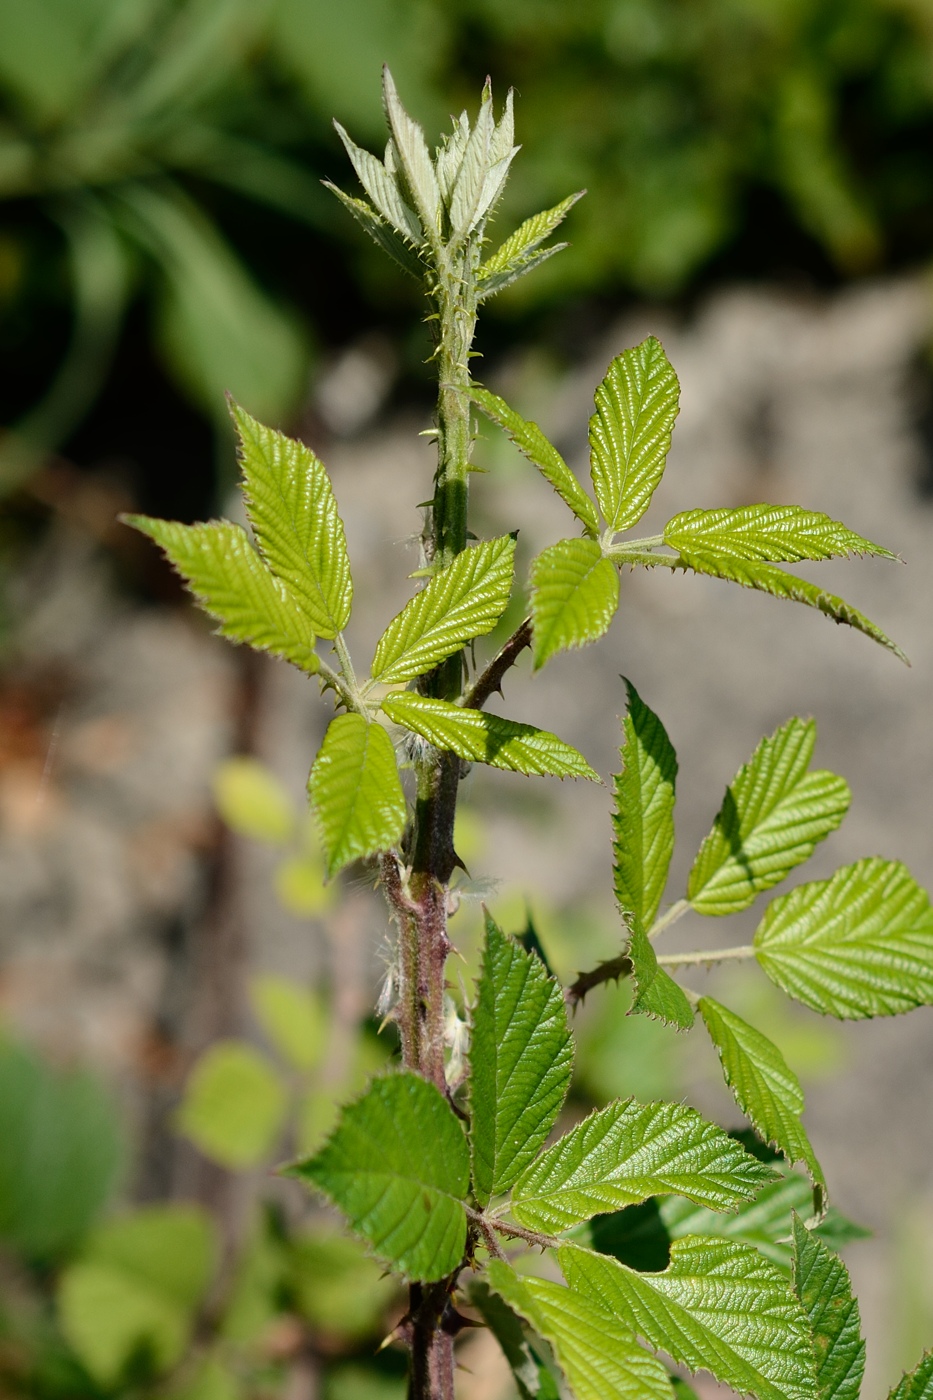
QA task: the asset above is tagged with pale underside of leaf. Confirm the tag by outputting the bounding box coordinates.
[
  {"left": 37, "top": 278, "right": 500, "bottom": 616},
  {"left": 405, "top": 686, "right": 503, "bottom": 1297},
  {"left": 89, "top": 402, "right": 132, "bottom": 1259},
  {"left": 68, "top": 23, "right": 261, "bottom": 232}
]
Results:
[
  {"left": 487, "top": 1260, "right": 673, "bottom": 1400},
  {"left": 664, "top": 504, "right": 896, "bottom": 563},
  {"left": 699, "top": 997, "right": 824, "bottom": 1206},
  {"left": 308, "top": 714, "right": 406, "bottom": 877},
  {"left": 381, "top": 692, "right": 599, "bottom": 781},
  {"left": 449, "top": 84, "right": 494, "bottom": 237},
  {"left": 435, "top": 111, "right": 470, "bottom": 205},
  {"left": 470, "top": 914, "right": 573, "bottom": 1205},
  {"left": 626, "top": 917, "right": 695, "bottom": 1030},
  {"left": 530, "top": 537, "right": 619, "bottom": 668},
  {"left": 231, "top": 401, "right": 352, "bottom": 638},
  {"left": 371, "top": 535, "right": 515, "bottom": 683},
  {"left": 688, "top": 717, "right": 850, "bottom": 917},
  {"left": 754, "top": 857, "right": 933, "bottom": 1018},
  {"left": 382, "top": 68, "right": 440, "bottom": 240},
  {"left": 125, "top": 516, "right": 318, "bottom": 673},
  {"left": 670, "top": 546, "right": 907, "bottom": 663},
  {"left": 510, "top": 1097, "right": 770, "bottom": 1233},
  {"left": 588, "top": 337, "right": 680, "bottom": 535},
  {"left": 333, "top": 122, "right": 422, "bottom": 243},
  {"left": 888, "top": 1350, "right": 933, "bottom": 1400},
  {"left": 561, "top": 1239, "right": 818, "bottom": 1400},
  {"left": 469, "top": 386, "right": 599, "bottom": 536},
  {"left": 792, "top": 1216, "right": 865, "bottom": 1400},
  {"left": 323, "top": 182, "right": 424, "bottom": 279},
  {"left": 292, "top": 1072, "right": 468, "bottom": 1282},
  {"left": 613, "top": 679, "right": 678, "bottom": 930}
]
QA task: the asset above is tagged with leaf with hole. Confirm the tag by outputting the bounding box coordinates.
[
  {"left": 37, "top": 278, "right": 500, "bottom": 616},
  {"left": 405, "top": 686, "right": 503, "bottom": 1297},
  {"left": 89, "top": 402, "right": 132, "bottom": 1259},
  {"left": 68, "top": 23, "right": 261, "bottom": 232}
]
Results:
[
  {"left": 699, "top": 998, "right": 825, "bottom": 1205},
  {"left": 381, "top": 693, "right": 598, "bottom": 780},
  {"left": 308, "top": 714, "right": 406, "bottom": 877},
  {"left": 470, "top": 913, "right": 573, "bottom": 1205},
  {"left": 561, "top": 1239, "right": 817, "bottom": 1400},
  {"left": 510, "top": 1098, "right": 770, "bottom": 1233},
  {"left": 688, "top": 718, "right": 850, "bottom": 917},
  {"left": 470, "top": 386, "right": 599, "bottom": 536},
  {"left": 371, "top": 535, "right": 515, "bottom": 683},
  {"left": 231, "top": 401, "right": 352, "bottom": 638},
  {"left": 290, "top": 1072, "right": 469, "bottom": 1281},
  {"left": 792, "top": 1216, "right": 864, "bottom": 1400},
  {"left": 754, "top": 858, "right": 933, "bottom": 1018},
  {"left": 530, "top": 537, "right": 619, "bottom": 668},
  {"left": 125, "top": 516, "right": 318, "bottom": 672},
  {"left": 487, "top": 1259, "right": 673, "bottom": 1400},
  {"left": 589, "top": 337, "right": 679, "bottom": 535}
]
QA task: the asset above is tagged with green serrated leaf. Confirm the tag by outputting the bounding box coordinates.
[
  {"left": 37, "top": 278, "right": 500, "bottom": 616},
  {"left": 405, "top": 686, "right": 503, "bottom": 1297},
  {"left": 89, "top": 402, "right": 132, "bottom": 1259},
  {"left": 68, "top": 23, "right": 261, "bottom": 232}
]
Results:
[
  {"left": 530, "top": 537, "right": 619, "bottom": 668},
  {"left": 333, "top": 122, "right": 422, "bottom": 243},
  {"left": 889, "top": 1351, "right": 933, "bottom": 1400},
  {"left": 613, "top": 681, "right": 677, "bottom": 929},
  {"left": 481, "top": 193, "right": 584, "bottom": 279},
  {"left": 588, "top": 337, "right": 679, "bottom": 535},
  {"left": 670, "top": 547, "right": 907, "bottom": 663},
  {"left": 469, "top": 386, "right": 599, "bottom": 536},
  {"left": 664, "top": 504, "right": 896, "bottom": 563},
  {"left": 561, "top": 1239, "right": 818, "bottom": 1400},
  {"left": 688, "top": 718, "right": 851, "bottom": 917},
  {"left": 125, "top": 516, "right": 318, "bottom": 672},
  {"left": 371, "top": 536, "right": 515, "bottom": 683},
  {"left": 698, "top": 998, "right": 825, "bottom": 1205},
  {"left": 792, "top": 1216, "right": 865, "bottom": 1400},
  {"left": 470, "top": 913, "right": 573, "bottom": 1205},
  {"left": 291, "top": 1072, "right": 468, "bottom": 1282},
  {"left": 626, "top": 918, "right": 695, "bottom": 1029},
  {"left": 469, "top": 1279, "right": 561, "bottom": 1400},
  {"left": 382, "top": 68, "right": 440, "bottom": 241},
  {"left": 477, "top": 244, "right": 569, "bottom": 300},
  {"left": 754, "top": 858, "right": 933, "bottom": 1018},
  {"left": 510, "top": 1098, "right": 770, "bottom": 1233},
  {"left": 323, "top": 182, "right": 424, "bottom": 279},
  {"left": 486, "top": 1259, "right": 673, "bottom": 1400},
  {"left": 308, "top": 715, "right": 406, "bottom": 877},
  {"left": 381, "top": 693, "right": 598, "bottom": 781},
  {"left": 231, "top": 401, "right": 352, "bottom": 639}
]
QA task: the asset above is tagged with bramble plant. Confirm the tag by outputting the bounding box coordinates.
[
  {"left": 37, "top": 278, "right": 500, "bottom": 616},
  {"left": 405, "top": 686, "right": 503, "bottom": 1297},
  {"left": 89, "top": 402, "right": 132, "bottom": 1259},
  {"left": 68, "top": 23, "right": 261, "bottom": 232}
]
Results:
[{"left": 126, "top": 70, "right": 933, "bottom": 1400}]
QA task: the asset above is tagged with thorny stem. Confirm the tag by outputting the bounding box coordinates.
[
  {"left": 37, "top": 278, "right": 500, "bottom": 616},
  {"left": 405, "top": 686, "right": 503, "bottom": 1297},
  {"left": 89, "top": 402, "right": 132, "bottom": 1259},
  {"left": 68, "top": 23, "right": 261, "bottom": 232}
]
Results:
[
  {"left": 316, "top": 659, "right": 361, "bottom": 715},
  {"left": 463, "top": 617, "right": 533, "bottom": 710},
  {"left": 656, "top": 944, "right": 755, "bottom": 968},
  {"left": 390, "top": 244, "right": 480, "bottom": 1400},
  {"left": 565, "top": 953, "right": 634, "bottom": 1008}
]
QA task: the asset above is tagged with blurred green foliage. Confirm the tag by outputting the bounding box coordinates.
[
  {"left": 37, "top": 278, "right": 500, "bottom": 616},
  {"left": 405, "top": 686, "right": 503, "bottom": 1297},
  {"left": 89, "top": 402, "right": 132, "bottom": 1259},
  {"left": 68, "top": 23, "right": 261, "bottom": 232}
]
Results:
[{"left": 3, "top": 0, "right": 933, "bottom": 502}]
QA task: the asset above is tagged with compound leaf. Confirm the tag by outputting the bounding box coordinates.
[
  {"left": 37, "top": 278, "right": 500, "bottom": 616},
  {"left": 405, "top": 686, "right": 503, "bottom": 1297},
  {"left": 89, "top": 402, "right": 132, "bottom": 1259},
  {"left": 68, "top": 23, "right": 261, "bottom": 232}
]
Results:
[
  {"left": 530, "top": 537, "right": 619, "bottom": 668},
  {"left": 698, "top": 998, "right": 825, "bottom": 1205},
  {"left": 889, "top": 1351, "right": 933, "bottom": 1400},
  {"left": 125, "top": 516, "right": 318, "bottom": 672},
  {"left": 626, "top": 917, "right": 695, "bottom": 1030},
  {"left": 291, "top": 1072, "right": 468, "bottom": 1282},
  {"left": 754, "top": 858, "right": 933, "bottom": 1019},
  {"left": 371, "top": 535, "right": 515, "bottom": 683},
  {"left": 510, "top": 1098, "right": 770, "bottom": 1233},
  {"left": 487, "top": 1259, "right": 673, "bottom": 1400},
  {"left": 670, "top": 547, "right": 906, "bottom": 663},
  {"left": 561, "top": 1239, "right": 817, "bottom": 1400},
  {"left": 792, "top": 1216, "right": 865, "bottom": 1400},
  {"left": 381, "top": 693, "right": 599, "bottom": 781},
  {"left": 469, "top": 386, "right": 599, "bottom": 536},
  {"left": 589, "top": 337, "right": 679, "bottom": 535},
  {"left": 688, "top": 718, "right": 850, "bottom": 917},
  {"left": 231, "top": 401, "right": 352, "bottom": 639},
  {"left": 470, "top": 913, "right": 573, "bottom": 1205},
  {"left": 664, "top": 504, "right": 895, "bottom": 564},
  {"left": 308, "top": 714, "right": 406, "bottom": 877},
  {"left": 614, "top": 681, "right": 677, "bottom": 929}
]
